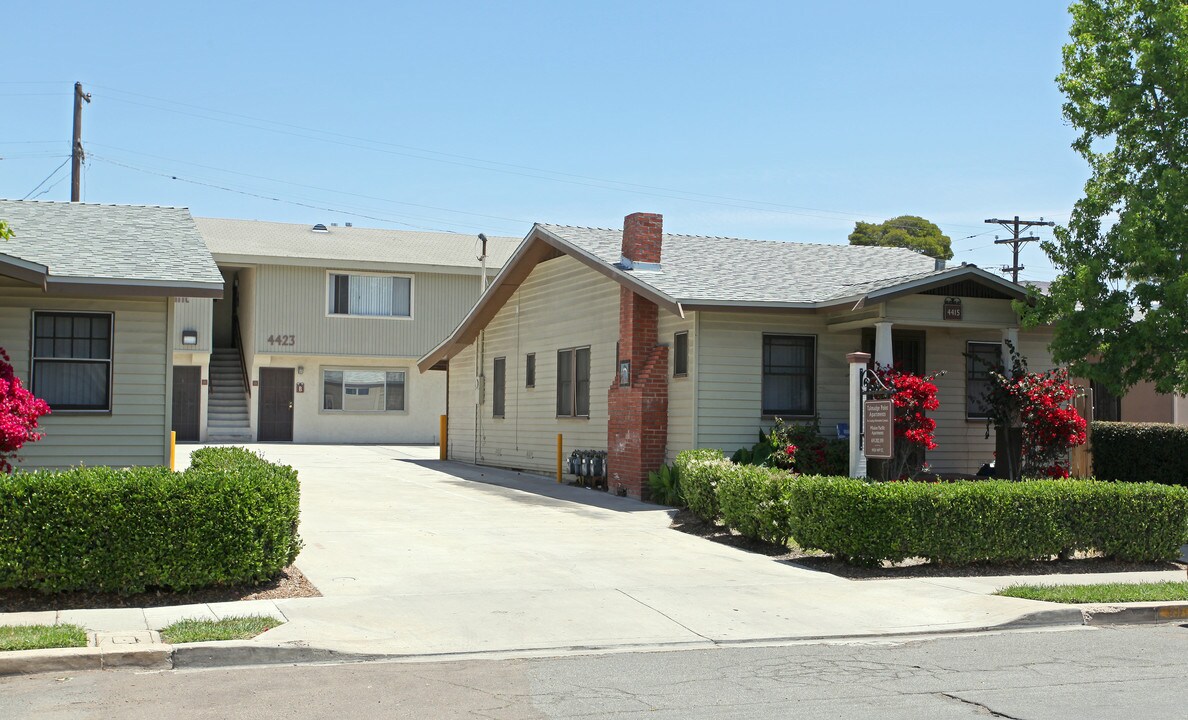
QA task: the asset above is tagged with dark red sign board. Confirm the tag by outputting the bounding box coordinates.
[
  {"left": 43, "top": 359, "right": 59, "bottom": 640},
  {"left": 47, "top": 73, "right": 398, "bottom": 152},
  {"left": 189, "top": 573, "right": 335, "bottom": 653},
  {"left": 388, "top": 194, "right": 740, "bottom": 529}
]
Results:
[{"left": 863, "top": 399, "right": 895, "bottom": 460}]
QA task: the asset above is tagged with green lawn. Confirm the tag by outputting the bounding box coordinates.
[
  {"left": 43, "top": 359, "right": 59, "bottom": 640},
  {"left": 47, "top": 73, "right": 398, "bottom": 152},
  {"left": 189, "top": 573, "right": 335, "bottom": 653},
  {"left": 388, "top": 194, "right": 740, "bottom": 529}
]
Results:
[
  {"left": 159, "top": 615, "right": 282, "bottom": 644},
  {"left": 0, "top": 624, "right": 88, "bottom": 652},
  {"left": 997, "top": 581, "right": 1188, "bottom": 604}
]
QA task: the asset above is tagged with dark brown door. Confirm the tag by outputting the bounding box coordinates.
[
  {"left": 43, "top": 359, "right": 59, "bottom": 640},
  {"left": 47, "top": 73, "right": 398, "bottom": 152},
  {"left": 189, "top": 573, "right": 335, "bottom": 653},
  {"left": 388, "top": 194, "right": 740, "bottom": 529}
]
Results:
[
  {"left": 258, "top": 368, "right": 294, "bottom": 441},
  {"left": 172, "top": 366, "right": 201, "bottom": 442}
]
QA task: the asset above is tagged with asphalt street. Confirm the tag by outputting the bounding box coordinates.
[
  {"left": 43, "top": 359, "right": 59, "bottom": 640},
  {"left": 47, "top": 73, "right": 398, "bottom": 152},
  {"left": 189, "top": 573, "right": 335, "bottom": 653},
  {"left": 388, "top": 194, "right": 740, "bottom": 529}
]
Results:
[{"left": 2, "top": 625, "right": 1186, "bottom": 719}]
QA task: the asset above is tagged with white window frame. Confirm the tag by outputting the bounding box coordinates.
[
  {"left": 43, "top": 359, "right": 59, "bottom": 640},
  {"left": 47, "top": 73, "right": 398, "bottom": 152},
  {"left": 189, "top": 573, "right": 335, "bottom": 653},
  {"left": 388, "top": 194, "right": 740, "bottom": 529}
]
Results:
[
  {"left": 320, "top": 367, "right": 409, "bottom": 414},
  {"left": 30, "top": 310, "right": 114, "bottom": 414},
  {"left": 324, "top": 270, "right": 415, "bottom": 320}
]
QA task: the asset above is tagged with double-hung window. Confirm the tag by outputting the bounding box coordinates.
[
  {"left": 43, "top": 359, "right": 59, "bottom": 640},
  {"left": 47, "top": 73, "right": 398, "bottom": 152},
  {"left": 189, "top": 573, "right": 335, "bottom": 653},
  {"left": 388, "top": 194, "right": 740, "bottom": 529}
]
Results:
[
  {"left": 966, "top": 342, "right": 1002, "bottom": 419},
  {"left": 556, "top": 347, "right": 590, "bottom": 417},
  {"left": 328, "top": 273, "right": 412, "bottom": 318},
  {"left": 32, "top": 311, "right": 113, "bottom": 411},
  {"left": 761, "top": 334, "right": 815, "bottom": 416},
  {"left": 323, "top": 369, "right": 406, "bottom": 412}
]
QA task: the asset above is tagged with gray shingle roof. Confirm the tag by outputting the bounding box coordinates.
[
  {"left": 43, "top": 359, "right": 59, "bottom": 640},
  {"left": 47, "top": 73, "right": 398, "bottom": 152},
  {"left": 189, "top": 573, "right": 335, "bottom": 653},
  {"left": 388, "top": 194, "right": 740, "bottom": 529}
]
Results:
[
  {"left": 536, "top": 224, "right": 941, "bottom": 305},
  {"left": 195, "top": 217, "right": 521, "bottom": 271},
  {"left": 0, "top": 199, "right": 222, "bottom": 290}
]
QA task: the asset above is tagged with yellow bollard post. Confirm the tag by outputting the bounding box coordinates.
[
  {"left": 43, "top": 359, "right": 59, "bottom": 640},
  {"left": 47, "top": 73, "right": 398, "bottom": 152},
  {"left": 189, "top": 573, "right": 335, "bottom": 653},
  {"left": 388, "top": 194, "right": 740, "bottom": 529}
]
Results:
[
  {"left": 439, "top": 415, "right": 448, "bottom": 461},
  {"left": 556, "top": 433, "right": 563, "bottom": 483},
  {"left": 170, "top": 431, "right": 176, "bottom": 471}
]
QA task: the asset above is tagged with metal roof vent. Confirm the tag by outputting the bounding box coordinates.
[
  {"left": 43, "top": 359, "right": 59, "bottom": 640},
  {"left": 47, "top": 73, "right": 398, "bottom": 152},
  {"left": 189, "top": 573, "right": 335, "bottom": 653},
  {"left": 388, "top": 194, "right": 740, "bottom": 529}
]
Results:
[{"left": 312, "top": 223, "right": 329, "bottom": 233}]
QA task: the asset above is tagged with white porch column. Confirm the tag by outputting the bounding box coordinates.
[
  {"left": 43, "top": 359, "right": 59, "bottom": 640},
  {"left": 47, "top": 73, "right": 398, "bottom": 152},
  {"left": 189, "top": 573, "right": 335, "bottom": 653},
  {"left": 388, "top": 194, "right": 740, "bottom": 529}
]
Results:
[
  {"left": 873, "top": 321, "right": 894, "bottom": 368},
  {"left": 847, "top": 352, "right": 871, "bottom": 478},
  {"left": 1001, "top": 327, "right": 1019, "bottom": 367}
]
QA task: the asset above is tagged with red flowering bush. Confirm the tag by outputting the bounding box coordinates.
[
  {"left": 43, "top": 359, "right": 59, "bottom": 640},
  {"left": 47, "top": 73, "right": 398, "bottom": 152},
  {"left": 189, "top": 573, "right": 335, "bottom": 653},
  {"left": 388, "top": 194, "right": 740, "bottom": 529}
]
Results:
[
  {"left": 0, "top": 347, "right": 51, "bottom": 472},
  {"left": 972, "top": 341, "right": 1087, "bottom": 479},
  {"left": 766, "top": 418, "right": 849, "bottom": 475},
  {"left": 872, "top": 365, "right": 944, "bottom": 479}
]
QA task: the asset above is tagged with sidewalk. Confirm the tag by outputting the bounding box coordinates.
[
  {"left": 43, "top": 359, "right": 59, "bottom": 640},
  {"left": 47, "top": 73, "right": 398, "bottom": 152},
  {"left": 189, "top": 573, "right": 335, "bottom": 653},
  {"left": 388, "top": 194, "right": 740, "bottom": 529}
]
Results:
[{"left": 2, "top": 444, "right": 1185, "bottom": 672}]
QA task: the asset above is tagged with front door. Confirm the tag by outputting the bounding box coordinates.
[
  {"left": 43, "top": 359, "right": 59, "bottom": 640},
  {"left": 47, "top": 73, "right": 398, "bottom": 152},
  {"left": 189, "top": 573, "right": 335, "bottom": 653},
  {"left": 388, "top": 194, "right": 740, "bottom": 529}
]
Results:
[
  {"left": 172, "top": 366, "right": 201, "bottom": 442},
  {"left": 258, "top": 368, "right": 294, "bottom": 441}
]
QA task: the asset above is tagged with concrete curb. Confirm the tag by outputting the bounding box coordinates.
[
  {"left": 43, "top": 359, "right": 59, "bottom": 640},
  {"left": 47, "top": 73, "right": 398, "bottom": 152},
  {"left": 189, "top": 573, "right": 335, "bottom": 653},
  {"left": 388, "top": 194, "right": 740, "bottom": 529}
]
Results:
[
  {"left": 3, "top": 604, "right": 1186, "bottom": 676},
  {"left": 1081, "top": 603, "right": 1188, "bottom": 626},
  {"left": 0, "top": 644, "right": 172, "bottom": 676}
]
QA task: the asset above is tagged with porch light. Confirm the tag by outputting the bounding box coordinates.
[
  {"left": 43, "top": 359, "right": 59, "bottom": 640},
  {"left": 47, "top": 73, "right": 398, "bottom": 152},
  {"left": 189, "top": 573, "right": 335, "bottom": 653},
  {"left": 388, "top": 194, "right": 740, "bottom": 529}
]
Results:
[{"left": 181, "top": 330, "right": 198, "bottom": 346}]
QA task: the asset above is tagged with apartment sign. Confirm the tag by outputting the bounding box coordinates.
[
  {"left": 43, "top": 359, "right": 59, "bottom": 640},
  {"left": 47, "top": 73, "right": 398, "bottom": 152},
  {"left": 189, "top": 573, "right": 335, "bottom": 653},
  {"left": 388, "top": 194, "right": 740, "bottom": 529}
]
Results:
[{"left": 863, "top": 399, "right": 895, "bottom": 459}]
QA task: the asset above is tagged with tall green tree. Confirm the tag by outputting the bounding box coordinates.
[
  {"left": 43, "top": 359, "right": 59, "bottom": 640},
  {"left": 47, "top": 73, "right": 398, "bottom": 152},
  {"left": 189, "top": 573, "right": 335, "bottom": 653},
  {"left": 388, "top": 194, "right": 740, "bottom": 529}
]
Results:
[
  {"left": 1023, "top": 0, "right": 1188, "bottom": 394},
  {"left": 0, "top": 220, "right": 10, "bottom": 241},
  {"left": 847, "top": 216, "right": 953, "bottom": 259}
]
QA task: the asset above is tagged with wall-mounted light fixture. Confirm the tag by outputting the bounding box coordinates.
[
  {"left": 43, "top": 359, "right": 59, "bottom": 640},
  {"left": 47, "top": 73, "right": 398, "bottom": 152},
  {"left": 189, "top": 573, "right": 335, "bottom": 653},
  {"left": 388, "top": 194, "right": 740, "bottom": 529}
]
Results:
[
  {"left": 181, "top": 330, "right": 198, "bottom": 346},
  {"left": 297, "top": 365, "right": 305, "bottom": 375}
]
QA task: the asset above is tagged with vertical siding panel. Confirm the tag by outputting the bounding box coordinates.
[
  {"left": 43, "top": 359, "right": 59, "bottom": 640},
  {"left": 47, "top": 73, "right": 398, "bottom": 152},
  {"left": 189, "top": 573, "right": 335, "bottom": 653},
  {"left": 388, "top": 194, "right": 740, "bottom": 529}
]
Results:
[
  {"left": 171, "top": 298, "right": 212, "bottom": 351},
  {"left": 250, "top": 265, "right": 483, "bottom": 358}
]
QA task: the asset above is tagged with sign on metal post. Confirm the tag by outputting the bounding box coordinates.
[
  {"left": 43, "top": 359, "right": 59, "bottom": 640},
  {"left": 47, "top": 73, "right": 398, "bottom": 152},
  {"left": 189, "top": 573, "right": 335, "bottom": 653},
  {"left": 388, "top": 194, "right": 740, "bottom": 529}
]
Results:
[{"left": 863, "top": 399, "right": 894, "bottom": 459}]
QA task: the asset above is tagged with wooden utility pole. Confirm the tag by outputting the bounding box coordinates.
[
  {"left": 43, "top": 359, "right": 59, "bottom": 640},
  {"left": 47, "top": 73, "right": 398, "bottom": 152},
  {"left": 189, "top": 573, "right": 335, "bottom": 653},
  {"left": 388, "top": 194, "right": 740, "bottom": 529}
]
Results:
[
  {"left": 71, "top": 82, "right": 92, "bottom": 202},
  {"left": 984, "top": 215, "right": 1055, "bottom": 283}
]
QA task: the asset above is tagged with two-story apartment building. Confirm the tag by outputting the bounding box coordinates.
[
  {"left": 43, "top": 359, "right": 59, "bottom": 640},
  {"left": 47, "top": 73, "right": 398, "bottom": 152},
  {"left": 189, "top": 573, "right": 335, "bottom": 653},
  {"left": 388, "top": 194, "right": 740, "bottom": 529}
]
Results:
[{"left": 172, "top": 219, "right": 517, "bottom": 444}]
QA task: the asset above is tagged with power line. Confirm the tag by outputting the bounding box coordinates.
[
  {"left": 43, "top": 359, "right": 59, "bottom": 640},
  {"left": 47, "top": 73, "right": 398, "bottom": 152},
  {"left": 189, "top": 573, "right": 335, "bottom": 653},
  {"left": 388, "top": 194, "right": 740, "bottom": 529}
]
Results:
[
  {"left": 88, "top": 143, "right": 532, "bottom": 226},
  {"left": 31, "top": 170, "right": 71, "bottom": 200},
  {"left": 21, "top": 157, "right": 71, "bottom": 199},
  {"left": 89, "top": 155, "right": 514, "bottom": 234},
  {"left": 85, "top": 83, "right": 991, "bottom": 235}
]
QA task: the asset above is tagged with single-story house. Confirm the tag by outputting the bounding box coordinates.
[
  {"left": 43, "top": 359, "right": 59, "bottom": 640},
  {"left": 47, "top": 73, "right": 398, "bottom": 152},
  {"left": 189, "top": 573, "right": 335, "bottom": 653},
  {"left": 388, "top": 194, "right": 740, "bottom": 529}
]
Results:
[
  {"left": 419, "top": 212, "right": 1057, "bottom": 498},
  {"left": 171, "top": 218, "right": 519, "bottom": 443},
  {"left": 0, "top": 199, "right": 223, "bottom": 469}
]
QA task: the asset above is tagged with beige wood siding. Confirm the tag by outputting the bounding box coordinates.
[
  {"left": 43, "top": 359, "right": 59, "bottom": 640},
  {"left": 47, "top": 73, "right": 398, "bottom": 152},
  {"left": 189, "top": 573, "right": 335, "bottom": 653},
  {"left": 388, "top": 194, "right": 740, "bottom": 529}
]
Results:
[
  {"left": 659, "top": 310, "right": 696, "bottom": 461},
  {"left": 0, "top": 289, "right": 169, "bottom": 469},
  {"left": 695, "top": 311, "right": 858, "bottom": 453},
  {"left": 446, "top": 255, "right": 621, "bottom": 475},
  {"left": 171, "top": 297, "right": 213, "bottom": 352},
  {"left": 926, "top": 327, "right": 1056, "bottom": 473},
  {"left": 251, "top": 264, "right": 482, "bottom": 358}
]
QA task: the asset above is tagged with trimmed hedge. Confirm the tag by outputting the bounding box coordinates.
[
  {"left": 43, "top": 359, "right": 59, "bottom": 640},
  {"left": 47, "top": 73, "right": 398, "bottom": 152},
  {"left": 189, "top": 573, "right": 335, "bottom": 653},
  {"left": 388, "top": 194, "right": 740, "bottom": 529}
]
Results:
[
  {"left": 675, "top": 449, "right": 729, "bottom": 521},
  {"left": 789, "top": 477, "right": 1188, "bottom": 566},
  {"left": 717, "top": 464, "right": 797, "bottom": 546},
  {"left": 0, "top": 447, "right": 302, "bottom": 594},
  {"left": 1092, "top": 421, "right": 1188, "bottom": 486}
]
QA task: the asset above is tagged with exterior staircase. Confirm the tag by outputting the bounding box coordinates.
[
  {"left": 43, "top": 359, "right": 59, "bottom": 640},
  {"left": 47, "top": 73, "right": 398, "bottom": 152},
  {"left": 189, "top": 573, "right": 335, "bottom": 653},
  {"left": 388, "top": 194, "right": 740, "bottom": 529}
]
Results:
[{"left": 207, "top": 347, "right": 253, "bottom": 442}]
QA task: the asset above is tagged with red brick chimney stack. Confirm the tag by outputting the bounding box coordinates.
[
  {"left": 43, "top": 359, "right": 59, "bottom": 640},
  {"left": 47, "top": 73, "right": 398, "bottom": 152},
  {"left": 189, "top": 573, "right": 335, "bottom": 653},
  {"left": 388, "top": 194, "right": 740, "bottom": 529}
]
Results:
[
  {"left": 607, "top": 212, "right": 669, "bottom": 499},
  {"left": 621, "top": 212, "right": 663, "bottom": 267}
]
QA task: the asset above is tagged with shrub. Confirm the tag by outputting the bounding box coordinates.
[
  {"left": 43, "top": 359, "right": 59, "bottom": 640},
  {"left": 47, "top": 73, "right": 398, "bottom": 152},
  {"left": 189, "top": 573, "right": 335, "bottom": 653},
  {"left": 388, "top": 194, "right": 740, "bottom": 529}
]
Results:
[
  {"left": 734, "top": 418, "right": 848, "bottom": 476},
  {"left": 1092, "top": 421, "right": 1188, "bottom": 487},
  {"left": 0, "top": 347, "right": 51, "bottom": 473},
  {"left": 646, "top": 463, "right": 684, "bottom": 507},
  {"left": 788, "top": 476, "right": 1188, "bottom": 566},
  {"left": 675, "top": 448, "right": 729, "bottom": 521},
  {"left": 716, "top": 464, "right": 796, "bottom": 546},
  {"left": 0, "top": 447, "right": 302, "bottom": 594}
]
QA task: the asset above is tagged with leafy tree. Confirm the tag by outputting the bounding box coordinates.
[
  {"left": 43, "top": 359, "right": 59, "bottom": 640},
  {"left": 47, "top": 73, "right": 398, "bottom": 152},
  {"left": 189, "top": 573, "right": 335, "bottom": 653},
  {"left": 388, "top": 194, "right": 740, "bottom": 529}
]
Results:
[
  {"left": 847, "top": 216, "right": 953, "bottom": 259},
  {"left": 0, "top": 220, "right": 11, "bottom": 241},
  {"left": 1022, "top": 0, "right": 1188, "bottom": 394}
]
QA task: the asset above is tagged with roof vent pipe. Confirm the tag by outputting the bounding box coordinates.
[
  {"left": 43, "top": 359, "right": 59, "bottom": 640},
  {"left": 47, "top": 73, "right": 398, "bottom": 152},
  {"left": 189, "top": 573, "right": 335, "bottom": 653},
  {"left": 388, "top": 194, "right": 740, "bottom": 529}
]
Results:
[
  {"left": 312, "top": 223, "right": 329, "bottom": 233},
  {"left": 935, "top": 258, "right": 946, "bottom": 271}
]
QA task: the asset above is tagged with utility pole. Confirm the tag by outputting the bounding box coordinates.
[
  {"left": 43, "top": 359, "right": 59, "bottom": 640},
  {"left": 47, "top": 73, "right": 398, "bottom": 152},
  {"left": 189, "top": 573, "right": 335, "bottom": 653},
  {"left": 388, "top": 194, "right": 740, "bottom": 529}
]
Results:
[
  {"left": 477, "top": 233, "right": 490, "bottom": 292},
  {"left": 984, "top": 215, "right": 1055, "bottom": 283},
  {"left": 71, "top": 82, "right": 92, "bottom": 202}
]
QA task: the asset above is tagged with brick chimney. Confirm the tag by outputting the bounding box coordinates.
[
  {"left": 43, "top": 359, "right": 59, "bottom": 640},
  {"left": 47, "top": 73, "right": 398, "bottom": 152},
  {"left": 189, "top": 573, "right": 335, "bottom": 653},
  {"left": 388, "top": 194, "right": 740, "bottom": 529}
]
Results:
[
  {"left": 620, "top": 212, "right": 663, "bottom": 270},
  {"left": 607, "top": 213, "right": 669, "bottom": 499}
]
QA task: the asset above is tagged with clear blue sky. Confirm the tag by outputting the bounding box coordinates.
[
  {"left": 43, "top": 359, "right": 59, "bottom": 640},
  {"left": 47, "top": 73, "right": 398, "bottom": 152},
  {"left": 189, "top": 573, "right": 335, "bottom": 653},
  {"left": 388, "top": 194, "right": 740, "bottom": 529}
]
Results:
[{"left": 2, "top": 1, "right": 1082, "bottom": 280}]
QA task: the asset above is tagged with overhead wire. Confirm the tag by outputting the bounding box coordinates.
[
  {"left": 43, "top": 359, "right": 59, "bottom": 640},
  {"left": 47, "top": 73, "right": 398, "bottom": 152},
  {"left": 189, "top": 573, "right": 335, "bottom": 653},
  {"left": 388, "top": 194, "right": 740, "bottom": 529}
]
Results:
[
  {"left": 21, "top": 157, "right": 71, "bottom": 200},
  {"left": 84, "top": 83, "right": 992, "bottom": 236}
]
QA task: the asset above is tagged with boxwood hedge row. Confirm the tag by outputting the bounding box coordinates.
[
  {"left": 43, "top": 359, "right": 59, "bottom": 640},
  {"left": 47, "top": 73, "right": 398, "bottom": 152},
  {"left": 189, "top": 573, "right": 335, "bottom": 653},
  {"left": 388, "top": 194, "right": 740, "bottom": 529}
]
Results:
[
  {"left": 1092, "top": 421, "right": 1188, "bottom": 487},
  {"left": 0, "top": 447, "right": 302, "bottom": 594},
  {"left": 673, "top": 449, "right": 1188, "bottom": 566}
]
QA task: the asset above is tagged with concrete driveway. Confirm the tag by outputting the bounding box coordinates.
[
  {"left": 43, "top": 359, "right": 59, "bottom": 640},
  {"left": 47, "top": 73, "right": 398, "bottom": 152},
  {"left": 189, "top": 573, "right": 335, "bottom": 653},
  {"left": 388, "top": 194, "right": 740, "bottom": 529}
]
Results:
[{"left": 174, "top": 443, "right": 1128, "bottom": 658}]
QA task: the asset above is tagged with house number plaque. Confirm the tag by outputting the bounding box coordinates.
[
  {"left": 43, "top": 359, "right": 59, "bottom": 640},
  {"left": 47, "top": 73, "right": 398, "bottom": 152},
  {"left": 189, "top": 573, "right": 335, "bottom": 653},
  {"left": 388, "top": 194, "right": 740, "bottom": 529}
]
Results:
[{"left": 943, "top": 297, "right": 963, "bottom": 321}]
